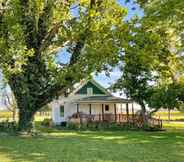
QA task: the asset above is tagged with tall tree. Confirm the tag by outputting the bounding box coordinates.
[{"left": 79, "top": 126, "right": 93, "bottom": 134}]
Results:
[
  {"left": 0, "top": 0, "right": 128, "bottom": 131},
  {"left": 112, "top": 21, "right": 160, "bottom": 122},
  {"left": 148, "top": 84, "right": 183, "bottom": 119},
  {"left": 113, "top": 0, "right": 184, "bottom": 119},
  {"left": 133, "top": 0, "right": 184, "bottom": 77},
  {"left": 135, "top": 0, "right": 184, "bottom": 110}
]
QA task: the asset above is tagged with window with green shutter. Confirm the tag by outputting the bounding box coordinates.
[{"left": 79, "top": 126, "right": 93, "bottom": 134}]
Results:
[{"left": 60, "top": 105, "right": 64, "bottom": 117}]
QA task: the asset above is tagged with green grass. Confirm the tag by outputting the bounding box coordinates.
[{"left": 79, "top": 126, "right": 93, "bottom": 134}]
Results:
[
  {"left": 0, "top": 111, "right": 50, "bottom": 122},
  {"left": 0, "top": 126, "right": 184, "bottom": 162},
  {"left": 155, "top": 111, "right": 184, "bottom": 116},
  {"left": 163, "top": 122, "right": 184, "bottom": 129},
  {"left": 154, "top": 111, "right": 184, "bottom": 121},
  {"left": 0, "top": 112, "right": 184, "bottom": 162}
]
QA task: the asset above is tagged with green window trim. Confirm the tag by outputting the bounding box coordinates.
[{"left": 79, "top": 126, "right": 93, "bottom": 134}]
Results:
[{"left": 60, "top": 105, "right": 64, "bottom": 117}]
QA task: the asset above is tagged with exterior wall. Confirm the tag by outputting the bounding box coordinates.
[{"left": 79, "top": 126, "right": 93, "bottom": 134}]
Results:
[
  {"left": 116, "top": 103, "right": 142, "bottom": 114},
  {"left": 51, "top": 94, "right": 85, "bottom": 124},
  {"left": 78, "top": 103, "right": 115, "bottom": 115},
  {"left": 91, "top": 104, "right": 101, "bottom": 114},
  {"left": 51, "top": 100, "right": 62, "bottom": 125}
]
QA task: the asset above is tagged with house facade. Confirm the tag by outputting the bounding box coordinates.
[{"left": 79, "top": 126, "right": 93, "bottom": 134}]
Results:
[{"left": 51, "top": 79, "right": 132, "bottom": 125}]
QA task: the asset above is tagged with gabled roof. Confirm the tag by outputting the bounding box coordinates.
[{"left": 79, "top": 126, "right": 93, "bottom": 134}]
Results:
[{"left": 70, "top": 79, "right": 111, "bottom": 96}]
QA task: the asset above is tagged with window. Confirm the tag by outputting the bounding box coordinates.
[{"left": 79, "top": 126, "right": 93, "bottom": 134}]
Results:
[
  {"left": 87, "top": 88, "right": 93, "bottom": 95},
  {"left": 105, "top": 105, "right": 109, "bottom": 111},
  {"left": 60, "top": 105, "right": 64, "bottom": 117}
]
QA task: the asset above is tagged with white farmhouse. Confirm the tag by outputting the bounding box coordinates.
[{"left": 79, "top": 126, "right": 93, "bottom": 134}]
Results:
[{"left": 51, "top": 79, "right": 134, "bottom": 125}]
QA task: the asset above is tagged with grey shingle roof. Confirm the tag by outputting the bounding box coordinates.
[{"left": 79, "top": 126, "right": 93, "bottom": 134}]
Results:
[{"left": 75, "top": 95, "right": 131, "bottom": 103}]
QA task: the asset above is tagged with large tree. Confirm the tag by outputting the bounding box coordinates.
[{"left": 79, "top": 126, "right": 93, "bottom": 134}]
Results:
[
  {"left": 112, "top": 22, "right": 160, "bottom": 122},
  {"left": 135, "top": 0, "right": 184, "bottom": 109},
  {"left": 134, "top": 0, "right": 184, "bottom": 76},
  {"left": 113, "top": 0, "right": 184, "bottom": 119},
  {"left": 148, "top": 84, "right": 183, "bottom": 119},
  {"left": 0, "top": 0, "right": 128, "bottom": 131}
]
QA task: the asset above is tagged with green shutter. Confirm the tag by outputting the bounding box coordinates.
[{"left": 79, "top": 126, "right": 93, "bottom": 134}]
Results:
[{"left": 60, "top": 105, "right": 64, "bottom": 117}]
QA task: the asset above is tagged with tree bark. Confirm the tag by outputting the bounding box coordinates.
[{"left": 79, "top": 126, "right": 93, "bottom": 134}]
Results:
[
  {"left": 12, "top": 109, "right": 16, "bottom": 122},
  {"left": 8, "top": 74, "right": 39, "bottom": 132},
  {"left": 140, "top": 103, "right": 148, "bottom": 124},
  {"left": 18, "top": 108, "right": 36, "bottom": 131},
  {"left": 168, "top": 108, "right": 171, "bottom": 122}
]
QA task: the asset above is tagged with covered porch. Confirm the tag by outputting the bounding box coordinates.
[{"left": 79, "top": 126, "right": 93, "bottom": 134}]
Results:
[
  {"left": 69, "top": 96, "right": 162, "bottom": 128},
  {"left": 71, "top": 96, "right": 135, "bottom": 123}
]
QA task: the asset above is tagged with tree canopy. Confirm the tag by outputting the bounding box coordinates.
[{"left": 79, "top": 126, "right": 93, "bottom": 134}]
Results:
[
  {"left": 0, "top": 0, "right": 128, "bottom": 130},
  {"left": 113, "top": 0, "right": 184, "bottom": 117}
]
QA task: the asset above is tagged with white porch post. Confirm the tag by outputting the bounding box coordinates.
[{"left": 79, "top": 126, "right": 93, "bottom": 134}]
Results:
[
  {"left": 77, "top": 104, "right": 79, "bottom": 113},
  {"left": 126, "top": 102, "right": 129, "bottom": 122}
]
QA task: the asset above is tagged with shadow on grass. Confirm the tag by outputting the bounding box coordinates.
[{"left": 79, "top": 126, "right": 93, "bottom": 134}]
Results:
[{"left": 0, "top": 129, "right": 184, "bottom": 162}]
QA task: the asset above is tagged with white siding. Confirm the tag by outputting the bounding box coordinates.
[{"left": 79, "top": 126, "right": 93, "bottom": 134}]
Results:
[{"left": 91, "top": 104, "right": 101, "bottom": 114}]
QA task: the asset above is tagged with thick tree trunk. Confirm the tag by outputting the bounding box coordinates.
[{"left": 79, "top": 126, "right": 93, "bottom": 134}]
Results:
[
  {"left": 12, "top": 109, "right": 16, "bottom": 122},
  {"left": 7, "top": 51, "right": 74, "bottom": 131},
  {"left": 140, "top": 103, "right": 148, "bottom": 124},
  {"left": 168, "top": 108, "right": 171, "bottom": 122},
  {"left": 18, "top": 108, "right": 36, "bottom": 131},
  {"left": 8, "top": 76, "right": 39, "bottom": 132}
]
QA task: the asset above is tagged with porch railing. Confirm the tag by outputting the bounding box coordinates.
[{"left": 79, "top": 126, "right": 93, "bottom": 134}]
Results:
[{"left": 69, "top": 113, "right": 163, "bottom": 128}]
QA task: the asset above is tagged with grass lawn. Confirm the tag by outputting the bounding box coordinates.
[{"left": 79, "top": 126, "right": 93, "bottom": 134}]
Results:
[
  {"left": 154, "top": 111, "right": 184, "bottom": 121},
  {"left": 0, "top": 112, "right": 184, "bottom": 162},
  {"left": 0, "top": 126, "right": 184, "bottom": 162}
]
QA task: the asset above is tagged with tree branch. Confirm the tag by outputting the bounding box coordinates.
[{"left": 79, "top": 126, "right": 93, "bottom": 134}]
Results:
[
  {"left": 69, "top": 0, "right": 103, "bottom": 65},
  {"left": 37, "top": 0, "right": 53, "bottom": 48},
  {"left": 0, "top": 0, "right": 10, "bottom": 35},
  {"left": 19, "top": 0, "right": 37, "bottom": 49},
  {"left": 34, "top": 0, "right": 102, "bottom": 108},
  {"left": 38, "top": 22, "right": 62, "bottom": 53}
]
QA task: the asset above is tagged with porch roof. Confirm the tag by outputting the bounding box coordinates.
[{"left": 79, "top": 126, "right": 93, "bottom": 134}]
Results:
[{"left": 74, "top": 95, "right": 132, "bottom": 104}]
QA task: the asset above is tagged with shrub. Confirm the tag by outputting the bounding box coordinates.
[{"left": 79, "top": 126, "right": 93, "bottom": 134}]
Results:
[
  {"left": 143, "top": 124, "right": 162, "bottom": 131},
  {"left": 80, "top": 123, "right": 88, "bottom": 130},
  {"left": 67, "top": 122, "right": 80, "bottom": 130},
  {"left": 108, "top": 122, "right": 122, "bottom": 130},
  {"left": 62, "top": 121, "right": 162, "bottom": 131},
  {"left": 60, "top": 122, "right": 67, "bottom": 127},
  {"left": 0, "top": 120, "right": 17, "bottom": 133},
  {"left": 41, "top": 118, "right": 52, "bottom": 127},
  {"left": 87, "top": 122, "right": 98, "bottom": 130},
  {"left": 97, "top": 122, "right": 110, "bottom": 130}
]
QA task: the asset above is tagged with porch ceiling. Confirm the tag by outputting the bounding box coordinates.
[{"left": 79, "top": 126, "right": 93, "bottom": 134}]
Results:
[{"left": 74, "top": 95, "right": 132, "bottom": 104}]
